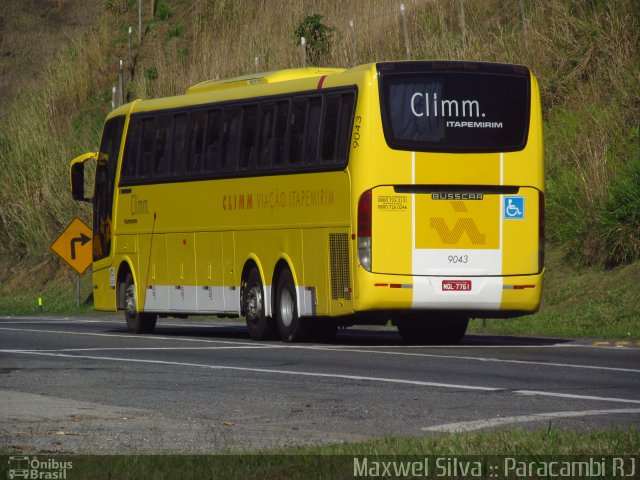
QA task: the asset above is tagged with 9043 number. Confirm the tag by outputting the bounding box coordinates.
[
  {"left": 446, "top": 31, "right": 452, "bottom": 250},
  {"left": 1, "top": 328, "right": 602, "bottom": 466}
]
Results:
[
  {"left": 448, "top": 255, "right": 469, "bottom": 264},
  {"left": 353, "top": 115, "right": 362, "bottom": 148}
]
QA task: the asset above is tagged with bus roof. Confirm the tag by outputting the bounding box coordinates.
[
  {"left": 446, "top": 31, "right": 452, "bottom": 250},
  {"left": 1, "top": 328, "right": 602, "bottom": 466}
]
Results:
[{"left": 185, "top": 67, "right": 346, "bottom": 95}]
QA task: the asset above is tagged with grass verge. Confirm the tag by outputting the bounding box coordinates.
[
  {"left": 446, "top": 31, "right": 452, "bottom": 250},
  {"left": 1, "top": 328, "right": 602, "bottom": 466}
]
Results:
[
  {"left": 0, "top": 256, "right": 95, "bottom": 316},
  {"left": 469, "top": 247, "right": 640, "bottom": 340},
  {"left": 2, "top": 428, "right": 637, "bottom": 479},
  {"left": 0, "top": 285, "right": 94, "bottom": 317}
]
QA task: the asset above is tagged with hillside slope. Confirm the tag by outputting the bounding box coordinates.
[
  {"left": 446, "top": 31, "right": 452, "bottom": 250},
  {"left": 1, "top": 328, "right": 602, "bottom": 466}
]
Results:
[
  {"left": 0, "top": 0, "right": 101, "bottom": 114},
  {"left": 0, "top": 0, "right": 638, "bottom": 333}
]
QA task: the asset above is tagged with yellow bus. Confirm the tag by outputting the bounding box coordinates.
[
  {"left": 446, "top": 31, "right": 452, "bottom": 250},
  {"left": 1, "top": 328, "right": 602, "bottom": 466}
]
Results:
[{"left": 70, "top": 61, "right": 544, "bottom": 343}]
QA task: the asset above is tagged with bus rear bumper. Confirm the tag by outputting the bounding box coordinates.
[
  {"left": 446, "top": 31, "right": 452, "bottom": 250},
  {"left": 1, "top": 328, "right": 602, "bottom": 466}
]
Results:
[{"left": 354, "top": 270, "right": 543, "bottom": 317}]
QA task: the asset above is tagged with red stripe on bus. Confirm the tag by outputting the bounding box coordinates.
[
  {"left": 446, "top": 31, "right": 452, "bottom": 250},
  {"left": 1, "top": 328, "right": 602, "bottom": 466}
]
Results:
[{"left": 317, "top": 75, "right": 327, "bottom": 89}]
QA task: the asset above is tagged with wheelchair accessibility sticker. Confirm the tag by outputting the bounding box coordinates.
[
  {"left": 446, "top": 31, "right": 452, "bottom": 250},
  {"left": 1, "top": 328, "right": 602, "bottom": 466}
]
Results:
[{"left": 504, "top": 196, "right": 525, "bottom": 220}]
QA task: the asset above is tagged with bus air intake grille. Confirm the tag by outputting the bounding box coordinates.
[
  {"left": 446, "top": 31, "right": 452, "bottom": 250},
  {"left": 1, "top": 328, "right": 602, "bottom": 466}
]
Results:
[{"left": 329, "top": 233, "right": 351, "bottom": 300}]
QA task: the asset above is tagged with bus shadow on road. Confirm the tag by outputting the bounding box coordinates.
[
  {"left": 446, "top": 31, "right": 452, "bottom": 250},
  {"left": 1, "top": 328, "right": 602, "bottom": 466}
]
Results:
[
  {"left": 111, "top": 321, "right": 573, "bottom": 348},
  {"left": 331, "top": 328, "right": 572, "bottom": 347}
]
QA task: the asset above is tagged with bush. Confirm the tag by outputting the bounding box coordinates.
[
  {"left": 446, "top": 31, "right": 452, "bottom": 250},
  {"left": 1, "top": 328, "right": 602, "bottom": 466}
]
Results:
[
  {"left": 156, "top": 1, "right": 173, "bottom": 21},
  {"left": 294, "top": 14, "right": 334, "bottom": 66},
  {"left": 599, "top": 154, "right": 640, "bottom": 267}
]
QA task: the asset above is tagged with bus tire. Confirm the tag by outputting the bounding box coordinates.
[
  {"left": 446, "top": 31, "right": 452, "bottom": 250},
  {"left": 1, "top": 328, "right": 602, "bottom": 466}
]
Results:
[
  {"left": 123, "top": 272, "right": 157, "bottom": 334},
  {"left": 244, "top": 268, "right": 276, "bottom": 341},
  {"left": 396, "top": 315, "right": 468, "bottom": 345},
  {"left": 275, "top": 269, "right": 305, "bottom": 342}
]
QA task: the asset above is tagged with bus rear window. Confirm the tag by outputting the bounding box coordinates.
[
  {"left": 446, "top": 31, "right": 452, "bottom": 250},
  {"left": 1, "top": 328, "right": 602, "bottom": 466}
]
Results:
[{"left": 378, "top": 62, "right": 531, "bottom": 153}]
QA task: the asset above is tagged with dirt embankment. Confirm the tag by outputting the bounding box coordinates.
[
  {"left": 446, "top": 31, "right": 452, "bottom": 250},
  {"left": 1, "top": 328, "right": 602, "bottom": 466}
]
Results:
[
  {"left": 0, "top": 0, "right": 101, "bottom": 115},
  {"left": 0, "top": 255, "right": 73, "bottom": 293}
]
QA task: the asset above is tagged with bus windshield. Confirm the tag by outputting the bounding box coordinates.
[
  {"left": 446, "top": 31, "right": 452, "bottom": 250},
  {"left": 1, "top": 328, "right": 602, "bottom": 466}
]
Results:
[{"left": 378, "top": 62, "right": 531, "bottom": 153}]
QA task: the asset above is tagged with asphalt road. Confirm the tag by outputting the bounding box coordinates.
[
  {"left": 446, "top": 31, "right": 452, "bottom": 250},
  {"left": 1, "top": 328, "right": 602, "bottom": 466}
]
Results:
[{"left": 1, "top": 315, "right": 639, "bottom": 454}]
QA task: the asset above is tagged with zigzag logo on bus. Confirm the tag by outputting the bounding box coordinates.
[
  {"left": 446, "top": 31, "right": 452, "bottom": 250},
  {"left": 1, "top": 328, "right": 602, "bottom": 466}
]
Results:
[{"left": 429, "top": 201, "right": 486, "bottom": 245}]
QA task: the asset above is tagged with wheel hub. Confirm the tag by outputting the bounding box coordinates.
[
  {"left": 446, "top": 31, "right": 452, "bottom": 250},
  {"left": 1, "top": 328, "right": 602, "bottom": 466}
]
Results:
[
  {"left": 125, "top": 284, "right": 136, "bottom": 317},
  {"left": 246, "top": 286, "right": 263, "bottom": 322},
  {"left": 280, "top": 289, "right": 294, "bottom": 327}
]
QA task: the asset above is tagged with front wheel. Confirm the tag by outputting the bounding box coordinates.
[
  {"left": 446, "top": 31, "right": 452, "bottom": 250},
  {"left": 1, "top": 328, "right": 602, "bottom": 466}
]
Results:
[{"left": 123, "top": 273, "right": 157, "bottom": 334}]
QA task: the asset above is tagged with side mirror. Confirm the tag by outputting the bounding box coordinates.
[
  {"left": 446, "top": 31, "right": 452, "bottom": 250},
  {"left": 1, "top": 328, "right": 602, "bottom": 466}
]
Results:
[
  {"left": 69, "top": 152, "right": 97, "bottom": 203},
  {"left": 71, "top": 162, "right": 87, "bottom": 201}
]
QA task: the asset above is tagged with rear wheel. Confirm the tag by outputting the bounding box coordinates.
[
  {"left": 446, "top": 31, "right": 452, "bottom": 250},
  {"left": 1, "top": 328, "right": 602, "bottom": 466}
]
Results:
[
  {"left": 275, "top": 269, "right": 305, "bottom": 342},
  {"left": 123, "top": 273, "right": 157, "bottom": 334},
  {"left": 396, "top": 314, "right": 468, "bottom": 345},
  {"left": 243, "top": 268, "right": 276, "bottom": 340}
]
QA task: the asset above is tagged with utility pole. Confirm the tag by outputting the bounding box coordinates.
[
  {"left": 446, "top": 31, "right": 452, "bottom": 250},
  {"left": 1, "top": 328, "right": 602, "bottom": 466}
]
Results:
[
  {"left": 138, "top": 0, "right": 142, "bottom": 43},
  {"left": 459, "top": 0, "right": 466, "bottom": 43},
  {"left": 519, "top": 0, "right": 528, "bottom": 49},
  {"left": 400, "top": 4, "right": 411, "bottom": 59}
]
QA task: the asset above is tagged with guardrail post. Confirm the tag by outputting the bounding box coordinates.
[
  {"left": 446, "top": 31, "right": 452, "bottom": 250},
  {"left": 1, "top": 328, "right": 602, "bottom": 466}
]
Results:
[
  {"left": 119, "top": 59, "right": 125, "bottom": 106},
  {"left": 300, "top": 36, "right": 307, "bottom": 67}
]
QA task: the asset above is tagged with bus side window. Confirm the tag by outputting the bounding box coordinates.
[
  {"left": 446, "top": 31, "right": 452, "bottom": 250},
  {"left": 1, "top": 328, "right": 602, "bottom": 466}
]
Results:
[
  {"left": 154, "top": 115, "right": 174, "bottom": 177},
  {"left": 258, "top": 103, "right": 276, "bottom": 170},
  {"left": 221, "top": 107, "right": 241, "bottom": 172},
  {"left": 336, "top": 92, "right": 355, "bottom": 164},
  {"left": 289, "top": 98, "right": 307, "bottom": 166},
  {"left": 121, "top": 119, "right": 142, "bottom": 180},
  {"left": 304, "top": 96, "right": 322, "bottom": 166},
  {"left": 139, "top": 117, "right": 156, "bottom": 178},
  {"left": 203, "top": 109, "right": 222, "bottom": 173},
  {"left": 321, "top": 95, "right": 341, "bottom": 164},
  {"left": 273, "top": 100, "right": 290, "bottom": 169},
  {"left": 172, "top": 113, "right": 188, "bottom": 176},
  {"left": 240, "top": 104, "right": 258, "bottom": 171},
  {"left": 189, "top": 111, "right": 206, "bottom": 174}
]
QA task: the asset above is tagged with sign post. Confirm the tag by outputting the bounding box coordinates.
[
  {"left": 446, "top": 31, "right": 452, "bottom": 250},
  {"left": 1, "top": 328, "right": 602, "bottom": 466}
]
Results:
[{"left": 50, "top": 218, "right": 93, "bottom": 308}]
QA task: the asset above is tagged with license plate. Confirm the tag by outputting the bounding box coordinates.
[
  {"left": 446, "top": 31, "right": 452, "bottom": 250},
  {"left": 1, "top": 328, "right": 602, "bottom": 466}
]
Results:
[{"left": 442, "top": 280, "right": 472, "bottom": 291}]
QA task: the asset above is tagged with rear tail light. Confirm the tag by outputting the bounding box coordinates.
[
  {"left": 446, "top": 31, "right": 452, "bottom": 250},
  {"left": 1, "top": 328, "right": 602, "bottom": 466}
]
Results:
[
  {"left": 358, "top": 189, "right": 372, "bottom": 271},
  {"left": 539, "top": 190, "right": 545, "bottom": 273}
]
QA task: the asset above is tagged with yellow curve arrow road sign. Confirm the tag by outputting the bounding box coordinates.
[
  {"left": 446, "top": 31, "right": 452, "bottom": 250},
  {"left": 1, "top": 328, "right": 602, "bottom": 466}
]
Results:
[{"left": 51, "top": 217, "right": 93, "bottom": 275}]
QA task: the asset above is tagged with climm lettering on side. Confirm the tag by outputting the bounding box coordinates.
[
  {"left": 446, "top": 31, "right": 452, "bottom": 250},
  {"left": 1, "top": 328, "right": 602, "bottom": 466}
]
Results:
[{"left": 223, "top": 193, "right": 254, "bottom": 211}]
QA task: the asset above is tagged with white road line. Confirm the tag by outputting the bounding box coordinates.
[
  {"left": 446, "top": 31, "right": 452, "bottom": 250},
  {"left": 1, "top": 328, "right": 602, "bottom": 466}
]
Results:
[
  {"left": 514, "top": 390, "right": 640, "bottom": 405},
  {"left": 2, "top": 349, "right": 640, "bottom": 406},
  {"left": 3, "top": 346, "right": 277, "bottom": 352},
  {"left": 1, "top": 326, "right": 637, "bottom": 375},
  {"left": 323, "top": 343, "right": 580, "bottom": 349},
  {"left": 0, "top": 350, "right": 500, "bottom": 392},
  {"left": 422, "top": 408, "right": 640, "bottom": 432},
  {"left": 0, "top": 318, "right": 241, "bottom": 328},
  {"left": 2, "top": 319, "right": 634, "bottom": 350},
  {"left": 0, "top": 318, "right": 110, "bottom": 323},
  {"left": 0, "top": 326, "right": 261, "bottom": 347},
  {"left": 296, "top": 346, "right": 640, "bottom": 374}
]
